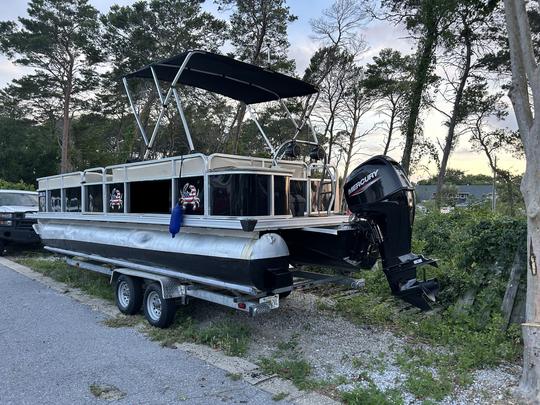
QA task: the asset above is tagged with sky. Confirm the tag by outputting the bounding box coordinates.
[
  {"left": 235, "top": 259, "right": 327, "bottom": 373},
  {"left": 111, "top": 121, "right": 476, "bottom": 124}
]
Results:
[{"left": 0, "top": 0, "right": 526, "bottom": 180}]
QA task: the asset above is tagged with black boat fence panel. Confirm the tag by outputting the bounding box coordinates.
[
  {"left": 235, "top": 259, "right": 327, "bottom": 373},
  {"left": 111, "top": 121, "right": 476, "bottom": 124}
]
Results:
[
  {"left": 177, "top": 176, "right": 204, "bottom": 215},
  {"left": 85, "top": 184, "right": 103, "bottom": 213},
  {"left": 64, "top": 187, "right": 81, "bottom": 213}
]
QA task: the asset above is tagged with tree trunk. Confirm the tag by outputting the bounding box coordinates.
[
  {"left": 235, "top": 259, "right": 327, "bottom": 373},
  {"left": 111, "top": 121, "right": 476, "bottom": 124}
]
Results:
[
  {"left": 342, "top": 118, "right": 360, "bottom": 193},
  {"left": 383, "top": 106, "right": 396, "bottom": 155},
  {"left": 232, "top": 103, "right": 247, "bottom": 155},
  {"left": 435, "top": 23, "right": 472, "bottom": 206},
  {"left": 60, "top": 78, "right": 73, "bottom": 173},
  {"left": 502, "top": 1, "right": 540, "bottom": 399},
  {"left": 519, "top": 165, "right": 540, "bottom": 400},
  {"left": 401, "top": 30, "right": 438, "bottom": 175}
]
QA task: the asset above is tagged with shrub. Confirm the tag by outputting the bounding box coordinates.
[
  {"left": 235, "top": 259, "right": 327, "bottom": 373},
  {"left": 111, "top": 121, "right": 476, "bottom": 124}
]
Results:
[{"left": 0, "top": 178, "right": 36, "bottom": 191}]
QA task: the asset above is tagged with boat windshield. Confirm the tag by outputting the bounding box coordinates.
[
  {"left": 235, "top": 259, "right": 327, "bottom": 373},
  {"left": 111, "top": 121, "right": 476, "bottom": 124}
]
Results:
[{"left": 0, "top": 193, "right": 38, "bottom": 206}]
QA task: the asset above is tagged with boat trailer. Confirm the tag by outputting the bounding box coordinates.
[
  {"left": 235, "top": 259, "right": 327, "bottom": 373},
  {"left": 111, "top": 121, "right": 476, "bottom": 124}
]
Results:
[{"left": 50, "top": 246, "right": 365, "bottom": 325}]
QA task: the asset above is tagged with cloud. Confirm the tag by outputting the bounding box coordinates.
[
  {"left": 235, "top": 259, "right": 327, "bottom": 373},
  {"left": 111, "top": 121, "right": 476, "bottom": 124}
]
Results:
[
  {"left": 0, "top": 56, "right": 34, "bottom": 87},
  {"left": 288, "top": 39, "right": 319, "bottom": 75}
]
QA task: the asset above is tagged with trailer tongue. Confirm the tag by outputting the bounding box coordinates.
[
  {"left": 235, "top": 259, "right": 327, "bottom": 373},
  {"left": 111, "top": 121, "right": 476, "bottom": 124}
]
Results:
[{"left": 344, "top": 155, "right": 439, "bottom": 310}]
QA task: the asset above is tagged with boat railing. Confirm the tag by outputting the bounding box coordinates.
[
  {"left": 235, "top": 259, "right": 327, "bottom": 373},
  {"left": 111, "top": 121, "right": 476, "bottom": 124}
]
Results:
[
  {"left": 307, "top": 163, "right": 338, "bottom": 215},
  {"left": 36, "top": 152, "right": 339, "bottom": 219}
]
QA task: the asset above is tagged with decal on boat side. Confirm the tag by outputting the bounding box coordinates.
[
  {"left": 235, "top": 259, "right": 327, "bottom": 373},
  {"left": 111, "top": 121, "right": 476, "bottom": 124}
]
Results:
[
  {"left": 181, "top": 183, "right": 200, "bottom": 209},
  {"left": 348, "top": 169, "right": 380, "bottom": 197},
  {"left": 109, "top": 188, "right": 123, "bottom": 209}
]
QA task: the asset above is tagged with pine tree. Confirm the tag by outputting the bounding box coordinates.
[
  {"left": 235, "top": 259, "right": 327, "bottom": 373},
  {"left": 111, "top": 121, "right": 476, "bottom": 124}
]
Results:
[{"left": 0, "top": 0, "right": 102, "bottom": 173}]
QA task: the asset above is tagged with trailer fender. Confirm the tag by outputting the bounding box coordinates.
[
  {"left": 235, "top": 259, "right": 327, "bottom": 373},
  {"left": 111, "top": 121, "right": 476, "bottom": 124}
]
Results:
[{"left": 111, "top": 268, "right": 186, "bottom": 299}]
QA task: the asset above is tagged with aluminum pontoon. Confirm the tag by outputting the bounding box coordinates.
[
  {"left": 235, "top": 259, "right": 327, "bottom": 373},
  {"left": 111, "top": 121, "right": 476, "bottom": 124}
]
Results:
[{"left": 33, "top": 50, "right": 438, "bottom": 327}]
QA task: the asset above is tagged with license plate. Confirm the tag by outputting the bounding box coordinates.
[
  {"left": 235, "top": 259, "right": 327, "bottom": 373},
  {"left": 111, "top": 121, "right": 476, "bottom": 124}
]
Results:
[{"left": 259, "top": 294, "right": 279, "bottom": 309}]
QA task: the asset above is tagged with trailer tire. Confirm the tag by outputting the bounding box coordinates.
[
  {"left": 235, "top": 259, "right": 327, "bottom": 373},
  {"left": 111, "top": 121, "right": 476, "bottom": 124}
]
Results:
[
  {"left": 115, "top": 275, "right": 143, "bottom": 315},
  {"left": 143, "top": 283, "right": 176, "bottom": 328}
]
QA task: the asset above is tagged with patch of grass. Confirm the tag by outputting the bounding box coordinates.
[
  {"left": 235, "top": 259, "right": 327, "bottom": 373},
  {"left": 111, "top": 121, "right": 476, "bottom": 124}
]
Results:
[
  {"left": 272, "top": 392, "right": 288, "bottom": 401},
  {"left": 351, "top": 354, "right": 387, "bottom": 374},
  {"left": 226, "top": 372, "right": 242, "bottom": 381},
  {"left": 18, "top": 257, "right": 114, "bottom": 301},
  {"left": 351, "top": 357, "right": 364, "bottom": 369},
  {"left": 89, "top": 383, "right": 126, "bottom": 401},
  {"left": 145, "top": 316, "right": 251, "bottom": 356},
  {"left": 341, "top": 382, "right": 403, "bottom": 405},
  {"left": 276, "top": 337, "right": 299, "bottom": 353},
  {"left": 396, "top": 346, "right": 471, "bottom": 400},
  {"left": 259, "top": 357, "right": 314, "bottom": 390},
  {"left": 103, "top": 315, "right": 143, "bottom": 328},
  {"left": 403, "top": 368, "right": 452, "bottom": 401},
  {"left": 337, "top": 266, "right": 521, "bottom": 377}
]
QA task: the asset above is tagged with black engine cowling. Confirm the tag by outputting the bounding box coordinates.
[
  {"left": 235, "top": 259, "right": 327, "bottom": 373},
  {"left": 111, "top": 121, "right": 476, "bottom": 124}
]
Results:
[{"left": 344, "top": 156, "right": 439, "bottom": 310}]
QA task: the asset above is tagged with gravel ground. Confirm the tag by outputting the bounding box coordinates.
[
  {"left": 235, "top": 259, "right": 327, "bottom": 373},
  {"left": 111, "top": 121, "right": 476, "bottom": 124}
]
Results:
[{"left": 183, "top": 290, "right": 522, "bottom": 404}]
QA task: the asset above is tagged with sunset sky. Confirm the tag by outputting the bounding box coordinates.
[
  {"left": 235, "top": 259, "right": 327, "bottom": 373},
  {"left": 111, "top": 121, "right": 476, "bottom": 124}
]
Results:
[{"left": 0, "top": 0, "right": 525, "bottom": 181}]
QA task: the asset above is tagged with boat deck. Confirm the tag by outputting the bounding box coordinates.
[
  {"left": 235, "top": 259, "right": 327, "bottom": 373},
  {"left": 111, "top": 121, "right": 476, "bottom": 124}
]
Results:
[{"left": 31, "top": 212, "right": 350, "bottom": 231}]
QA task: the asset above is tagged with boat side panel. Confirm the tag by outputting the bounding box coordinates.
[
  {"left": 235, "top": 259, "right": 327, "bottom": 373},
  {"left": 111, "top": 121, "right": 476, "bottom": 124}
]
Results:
[
  {"left": 42, "top": 239, "right": 290, "bottom": 291},
  {"left": 36, "top": 222, "right": 291, "bottom": 291}
]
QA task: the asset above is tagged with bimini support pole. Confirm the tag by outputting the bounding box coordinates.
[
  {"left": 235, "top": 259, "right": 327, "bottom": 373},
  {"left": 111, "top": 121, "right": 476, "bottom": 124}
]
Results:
[
  {"left": 142, "top": 51, "right": 201, "bottom": 159},
  {"left": 278, "top": 93, "right": 319, "bottom": 145},
  {"left": 246, "top": 104, "right": 276, "bottom": 158},
  {"left": 173, "top": 88, "right": 195, "bottom": 152},
  {"left": 122, "top": 77, "right": 149, "bottom": 146},
  {"left": 279, "top": 98, "right": 301, "bottom": 134}
]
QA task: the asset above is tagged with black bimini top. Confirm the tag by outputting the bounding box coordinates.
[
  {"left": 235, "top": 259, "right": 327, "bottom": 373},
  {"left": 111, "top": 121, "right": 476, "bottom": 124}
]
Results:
[{"left": 123, "top": 50, "right": 318, "bottom": 104}]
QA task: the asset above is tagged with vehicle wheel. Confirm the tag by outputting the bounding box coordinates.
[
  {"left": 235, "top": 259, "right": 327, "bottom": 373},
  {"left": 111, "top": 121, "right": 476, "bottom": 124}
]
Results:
[
  {"left": 115, "top": 275, "right": 143, "bottom": 315},
  {"left": 0, "top": 240, "right": 5, "bottom": 256},
  {"left": 143, "top": 283, "right": 176, "bottom": 328}
]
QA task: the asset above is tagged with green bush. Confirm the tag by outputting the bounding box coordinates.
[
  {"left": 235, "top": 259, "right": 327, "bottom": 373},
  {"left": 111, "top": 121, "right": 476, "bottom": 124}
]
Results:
[
  {"left": 414, "top": 207, "right": 526, "bottom": 311},
  {"left": 0, "top": 178, "right": 36, "bottom": 191},
  {"left": 338, "top": 207, "right": 526, "bottom": 372}
]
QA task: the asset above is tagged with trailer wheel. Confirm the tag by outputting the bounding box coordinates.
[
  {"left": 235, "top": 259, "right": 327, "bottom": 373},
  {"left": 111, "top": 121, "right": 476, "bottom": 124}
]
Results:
[
  {"left": 115, "top": 275, "right": 143, "bottom": 315},
  {"left": 143, "top": 283, "right": 176, "bottom": 328}
]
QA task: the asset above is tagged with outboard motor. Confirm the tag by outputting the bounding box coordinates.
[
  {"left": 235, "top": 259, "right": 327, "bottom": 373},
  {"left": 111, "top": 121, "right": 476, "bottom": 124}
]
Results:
[{"left": 344, "top": 155, "right": 439, "bottom": 310}]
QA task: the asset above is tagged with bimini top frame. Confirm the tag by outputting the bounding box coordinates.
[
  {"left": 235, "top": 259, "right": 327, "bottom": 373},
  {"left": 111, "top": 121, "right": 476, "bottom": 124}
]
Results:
[{"left": 122, "top": 50, "right": 320, "bottom": 162}]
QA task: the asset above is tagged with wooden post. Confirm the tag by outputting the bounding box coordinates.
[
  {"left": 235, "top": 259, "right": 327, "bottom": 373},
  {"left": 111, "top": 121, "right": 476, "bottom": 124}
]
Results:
[{"left": 501, "top": 251, "right": 524, "bottom": 330}]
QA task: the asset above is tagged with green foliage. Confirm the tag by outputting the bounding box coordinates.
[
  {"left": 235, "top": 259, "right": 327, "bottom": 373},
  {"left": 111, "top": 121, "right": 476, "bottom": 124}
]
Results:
[
  {"left": 341, "top": 383, "right": 403, "bottom": 405},
  {"left": 272, "top": 392, "right": 288, "bottom": 401},
  {"left": 70, "top": 114, "right": 135, "bottom": 170},
  {"left": 0, "top": 178, "right": 35, "bottom": 191},
  {"left": 218, "top": 0, "right": 297, "bottom": 71},
  {"left": 403, "top": 368, "right": 452, "bottom": 401},
  {"left": 18, "top": 257, "right": 114, "bottom": 301},
  {"left": 146, "top": 316, "right": 251, "bottom": 357},
  {"left": 0, "top": 116, "right": 58, "bottom": 183},
  {"left": 259, "top": 357, "right": 314, "bottom": 390},
  {"left": 0, "top": 0, "right": 102, "bottom": 118},
  {"left": 362, "top": 48, "right": 415, "bottom": 153},
  {"left": 103, "top": 314, "right": 143, "bottom": 328},
  {"left": 415, "top": 208, "right": 526, "bottom": 307},
  {"left": 226, "top": 372, "right": 242, "bottom": 381},
  {"left": 417, "top": 169, "right": 492, "bottom": 185},
  {"left": 381, "top": 0, "right": 458, "bottom": 173},
  {"left": 338, "top": 208, "right": 525, "bottom": 384}
]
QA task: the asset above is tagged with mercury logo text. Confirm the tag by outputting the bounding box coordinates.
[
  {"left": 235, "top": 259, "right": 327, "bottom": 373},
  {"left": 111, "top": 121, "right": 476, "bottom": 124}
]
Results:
[{"left": 348, "top": 169, "right": 379, "bottom": 196}]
